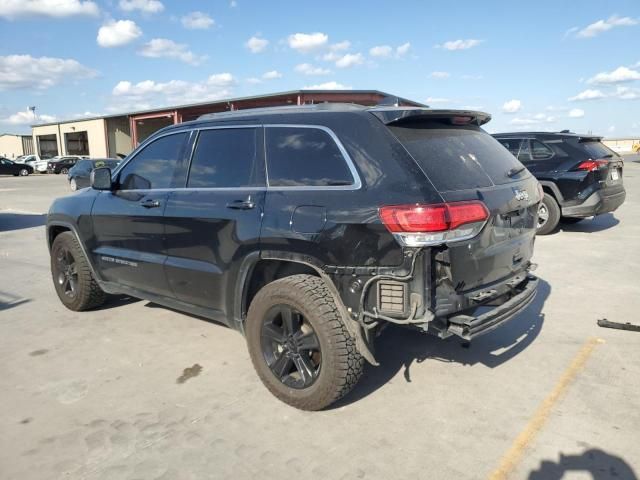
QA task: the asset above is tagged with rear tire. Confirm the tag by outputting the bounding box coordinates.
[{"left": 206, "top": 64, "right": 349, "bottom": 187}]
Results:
[
  {"left": 19, "top": 168, "right": 29, "bottom": 176},
  {"left": 537, "top": 193, "right": 560, "bottom": 235},
  {"left": 51, "top": 232, "right": 107, "bottom": 311},
  {"left": 245, "top": 274, "right": 364, "bottom": 411},
  {"left": 561, "top": 217, "right": 583, "bottom": 224}
]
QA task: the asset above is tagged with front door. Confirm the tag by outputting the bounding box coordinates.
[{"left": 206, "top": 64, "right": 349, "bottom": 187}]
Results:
[
  {"left": 90, "top": 131, "right": 190, "bottom": 297},
  {"left": 163, "top": 126, "right": 265, "bottom": 318}
]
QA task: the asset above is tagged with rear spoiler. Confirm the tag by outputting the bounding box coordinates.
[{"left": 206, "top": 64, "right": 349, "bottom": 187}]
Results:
[
  {"left": 578, "top": 135, "right": 604, "bottom": 143},
  {"left": 368, "top": 107, "right": 491, "bottom": 127}
]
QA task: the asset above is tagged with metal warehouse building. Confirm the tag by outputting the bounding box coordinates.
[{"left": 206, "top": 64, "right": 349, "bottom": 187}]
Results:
[{"left": 30, "top": 90, "right": 421, "bottom": 159}]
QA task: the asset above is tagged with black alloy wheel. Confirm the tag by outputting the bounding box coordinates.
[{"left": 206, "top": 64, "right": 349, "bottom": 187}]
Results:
[
  {"left": 54, "top": 246, "right": 79, "bottom": 299},
  {"left": 261, "top": 304, "right": 322, "bottom": 389}
]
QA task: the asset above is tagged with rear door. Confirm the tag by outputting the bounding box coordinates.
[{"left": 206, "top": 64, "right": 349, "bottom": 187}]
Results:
[
  {"left": 388, "top": 123, "right": 541, "bottom": 289},
  {"left": 90, "top": 131, "right": 190, "bottom": 296},
  {"left": 162, "top": 126, "right": 265, "bottom": 318}
]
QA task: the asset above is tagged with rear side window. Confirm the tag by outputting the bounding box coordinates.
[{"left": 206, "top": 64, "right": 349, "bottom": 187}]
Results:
[
  {"left": 389, "top": 124, "right": 526, "bottom": 191},
  {"left": 498, "top": 138, "right": 522, "bottom": 156},
  {"left": 265, "top": 126, "right": 354, "bottom": 187},
  {"left": 188, "top": 128, "right": 260, "bottom": 188},
  {"left": 530, "top": 140, "right": 554, "bottom": 160},
  {"left": 119, "top": 132, "right": 188, "bottom": 190}
]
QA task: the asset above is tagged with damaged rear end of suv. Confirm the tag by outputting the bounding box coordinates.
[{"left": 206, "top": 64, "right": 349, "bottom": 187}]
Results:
[{"left": 47, "top": 104, "right": 541, "bottom": 411}]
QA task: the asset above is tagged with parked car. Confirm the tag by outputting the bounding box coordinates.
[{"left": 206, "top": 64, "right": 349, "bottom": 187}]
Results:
[
  {"left": 47, "top": 156, "right": 83, "bottom": 174},
  {"left": 47, "top": 104, "right": 541, "bottom": 410},
  {"left": 493, "top": 132, "right": 626, "bottom": 234},
  {"left": 68, "top": 158, "right": 121, "bottom": 190},
  {"left": 15, "top": 154, "right": 40, "bottom": 170},
  {"left": 0, "top": 157, "right": 33, "bottom": 176}
]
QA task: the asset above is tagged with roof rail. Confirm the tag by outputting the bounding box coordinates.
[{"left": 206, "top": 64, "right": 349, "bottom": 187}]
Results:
[{"left": 197, "top": 102, "right": 365, "bottom": 120}]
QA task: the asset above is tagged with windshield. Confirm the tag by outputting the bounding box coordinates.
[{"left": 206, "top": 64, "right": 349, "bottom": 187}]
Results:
[{"left": 388, "top": 123, "right": 528, "bottom": 191}]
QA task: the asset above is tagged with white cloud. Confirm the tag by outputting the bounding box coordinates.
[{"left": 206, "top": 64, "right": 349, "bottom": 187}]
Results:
[
  {"left": 576, "top": 15, "right": 638, "bottom": 38},
  {"left": 614, "top": 86, "right": 640, "bottom": 100},
  {"left": 568, "top": 89, "right": 606, "bottom": 101},
  {"left": 502, "top": 99, "right": 522, "bottom": 113},
  {"left": 461, "top": 74, "right": 483, "bottom": 80},
  {"left": 510, "top": 115, "right": 555, "bottom": 126},
  {"left": 97, "top": 20, "right": 142, "bottom": 48},
  {"left": 330, "top": 41, "right": 351, "bottom": 51},
  {"left": 303, "top": 81, "right": 351, "bottom": 90},
  {"left": 0, "top": 54, "right": 97, "bottom": 90},
  {"left": 0, "top": 0, "right": 99, "bottom": 19},
  {"left": 1, "top": 109, "right": 56, "bottom": 125},
  {"left": 369, "top": 43, "right": 410, "bottom": 58},
  {"left": 369, "top": 45, "right": 392, "bottom": 58},
  {"left": 396, "top": 42, "right": 411, "bottom": 56},
  {"left": 430, "top": 71, "right": 450, "bottom": 79},
  {"left": 608, "top": 125, "right": 616, "bottom": 132},
  {"left": 288, "top": 32, "right": 328, "bottom": 53},
  {"left": 294, "top": 63, "right": 331, "bottom": 76},
  {"left": 119, "top": 0, "right": 163, "bottom": 13},
  {"left": 335, "top": 53, "right": 364, "bottom": 68},
  {"left": 426, "top": 97, "right": 451, "bottom": 104},
  {"left": 246, "top": 77, "right": 262, "bottom": 84},
  {"left": 437, "top": 39, "right": 482, "bottom": 51},
  {"left": 139, "top": 38, "right": 206, "bottom": 65},
  {"left": 568, "top": 108, "right": 585, "bottom": 118},
  {"left": 230, "top": 0, "right": 237, "bottom": 6},
  {"left": 245, "top": 36, "right": 268, "bottom": 53},
  {"left": 207, "top": 73, "right": 235, "bottom": 87},
  {"left": 181, "top": 11, "right": 214, "bottom": 30},
  {"left": 587, "top": 66, "right": 640, "bottom": 84},
  {"left": 111, "top": 74, "right": 236, "bottom": 108},
  {"left": 262, "top": 70, "right": 282, "bottom": 80}
]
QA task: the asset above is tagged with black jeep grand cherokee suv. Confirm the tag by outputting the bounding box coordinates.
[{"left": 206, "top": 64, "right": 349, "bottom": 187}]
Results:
[
  {"left": 47, "top": 104, "right": 541, "bottom": 410},
  {"left": 494, "top": 132, "right": 626, "bottom": 235}
]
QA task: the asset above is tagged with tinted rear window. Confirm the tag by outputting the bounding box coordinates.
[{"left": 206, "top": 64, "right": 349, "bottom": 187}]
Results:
[
  {"left": 579, "top": 141, "right": 617, "bottom": 159},
  {"left": 389, "top": 124, "right": 526, "bottom": 191}
]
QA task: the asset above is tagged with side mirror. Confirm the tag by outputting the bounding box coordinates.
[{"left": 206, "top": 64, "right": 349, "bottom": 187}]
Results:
[{"left": 91, "top": 167, "right": 112, "bottom": 191}]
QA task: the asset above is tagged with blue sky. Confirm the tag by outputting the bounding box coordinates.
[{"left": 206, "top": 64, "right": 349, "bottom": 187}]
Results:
[{"left": 0, "top": 0, "right": 639, "bottom": 136}]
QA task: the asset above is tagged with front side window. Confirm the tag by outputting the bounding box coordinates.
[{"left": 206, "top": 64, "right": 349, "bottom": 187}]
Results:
[
  {"left": 187, "top": 128, "right": 260, "bottom": 188},
  {"left": 265, "top": 127, "right": 354, "bottom": 187},
  {"left": 118, "top": 132, "right": 188, "bottom": 190},
  {"left": 530, "top": 140, "right": 554, "bottom": 160}
]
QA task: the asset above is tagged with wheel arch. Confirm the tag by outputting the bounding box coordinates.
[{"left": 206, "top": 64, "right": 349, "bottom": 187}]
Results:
[
  {"left": 235, "top": 250, "right": 377, "bottom": 365},
  {"left": 47, "top": 221, "right": 102, "bottom": 281},
  {"left": 539, "top": 181, "right": 564, "bottom": 206}
]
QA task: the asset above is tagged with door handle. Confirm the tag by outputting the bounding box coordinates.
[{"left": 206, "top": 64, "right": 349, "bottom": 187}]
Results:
[
  {"left": 140, "top": 199, "right": 161, "bottom": 209},
  {"left": 226, "top": 200, "right": 255, "bottom": 210}
]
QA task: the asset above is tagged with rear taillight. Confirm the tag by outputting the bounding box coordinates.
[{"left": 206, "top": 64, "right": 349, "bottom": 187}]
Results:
[
  {"left": 379, "top": 201, "right": 489, "bottom": 247},
  {"left": 576, "top": 159, "right": 608, "bottom": 172}
]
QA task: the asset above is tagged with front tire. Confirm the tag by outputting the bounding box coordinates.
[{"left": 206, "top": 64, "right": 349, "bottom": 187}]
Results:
[
  {"left": 70, "top": 178, "right": 77, "bottom": 191},
  {"left": 51, "top": 232, "right": 107, "bottom": 311},
  {"left": 245, "top": 274, "right": 364, "bottom": 410},
  {"left": 60, "top": 168, "right": 68, "bottom": 174},
  {"left": 19, "top": 168, "right": 30, "bottom": 176},
  {"left": 537, "top": 193, "right": 560, "bottom": 235}
]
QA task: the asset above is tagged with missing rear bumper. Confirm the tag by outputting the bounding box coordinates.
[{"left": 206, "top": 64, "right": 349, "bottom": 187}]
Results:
[{"left": 445, "top": 275, "right": 539, "bottom": 340}]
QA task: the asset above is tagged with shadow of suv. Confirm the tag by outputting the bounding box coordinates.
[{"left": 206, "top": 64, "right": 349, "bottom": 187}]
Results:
[
  {"left": 46, "top": 104, "right": 541, "bottom": 410},
  {"left": 494, "top": 132, "right": 626, "bottom": 234}
]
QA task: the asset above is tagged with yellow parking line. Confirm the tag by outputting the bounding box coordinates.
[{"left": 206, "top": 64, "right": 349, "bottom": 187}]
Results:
[{"left": 487, "top": 337, "right": 604, "bottom": 480}]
